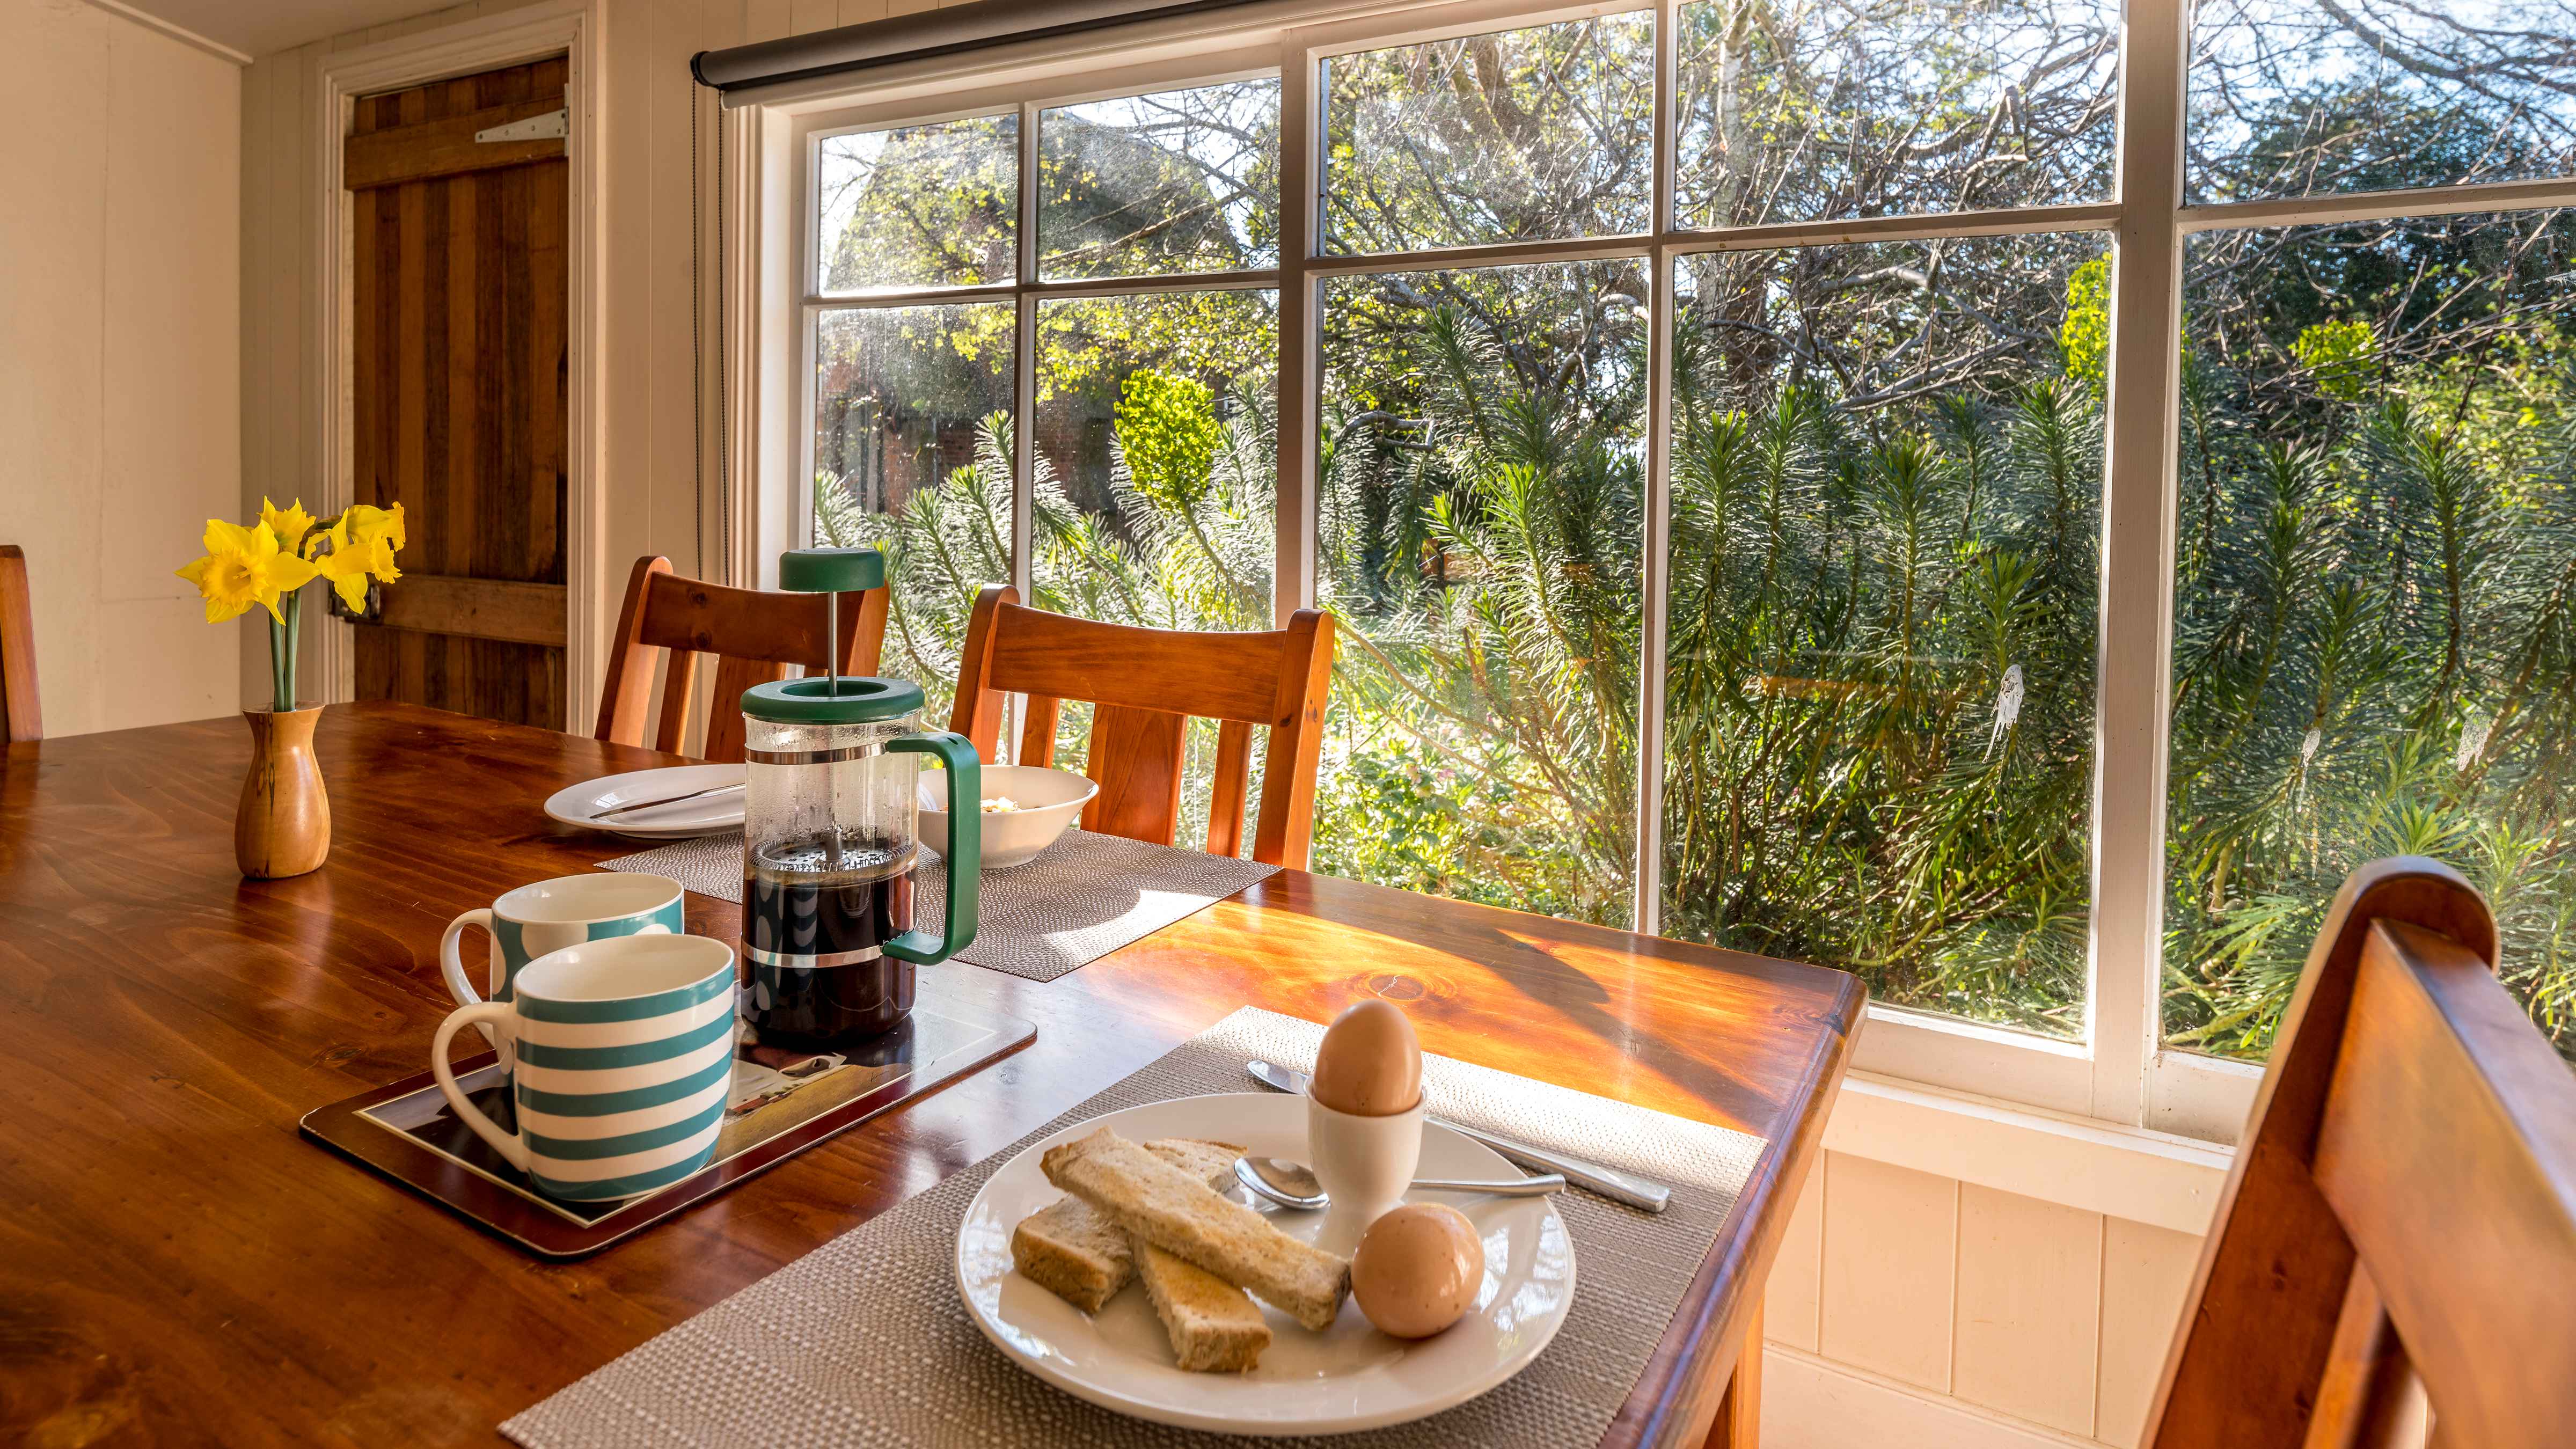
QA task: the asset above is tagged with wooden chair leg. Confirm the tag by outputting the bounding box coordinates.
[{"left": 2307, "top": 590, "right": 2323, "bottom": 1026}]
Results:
[{"left": 1704, "top": 1302, "right": 1763, "bottom": 1448}]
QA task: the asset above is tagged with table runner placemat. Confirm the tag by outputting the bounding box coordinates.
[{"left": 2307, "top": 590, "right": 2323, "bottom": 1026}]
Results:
[
  {"left": 502, "top": 1006, "right": 1767, "bottom": 1449},
  {"left": 599, "top": 830, "right": 1278, "bottom": 983}
]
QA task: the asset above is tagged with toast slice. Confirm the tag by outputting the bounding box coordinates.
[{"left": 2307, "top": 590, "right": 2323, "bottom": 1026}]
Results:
[
  {"left": 1011, "top": 1137, "right": 1247, "bottom": 1313},
  {"left": 1133, "top": 1232, "right": 1270, "bottom": 1372},
  {"left": 1042, "top": 1127, "right": 1350, "bottom": 1331},
  {"left": 1143, "top": 1137, "right": 1245, "bottom": 1192},
  {"left": 1011, "top": 1196, "right": 1131, "bottom": 1312}
]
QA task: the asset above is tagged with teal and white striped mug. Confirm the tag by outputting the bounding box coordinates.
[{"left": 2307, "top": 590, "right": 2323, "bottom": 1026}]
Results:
[
  {"left": 439, "top": 872, "right": 687, "bottom": 1071},
  {"left": 430, "top": 933, "right": 737, "bottom": 1202}
]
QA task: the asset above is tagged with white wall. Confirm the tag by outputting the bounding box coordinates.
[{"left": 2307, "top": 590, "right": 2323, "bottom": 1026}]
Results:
[{"left": 0, "top": 0, "right": 241, "bottom": 737}]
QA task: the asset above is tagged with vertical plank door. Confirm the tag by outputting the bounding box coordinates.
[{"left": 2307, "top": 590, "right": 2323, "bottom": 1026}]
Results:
[{"left": 345, "top": 57, "right": 570, "bottom": 728}]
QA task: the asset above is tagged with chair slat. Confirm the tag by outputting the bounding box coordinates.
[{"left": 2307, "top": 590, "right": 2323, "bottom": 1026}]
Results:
[
  {"left": 654, "top": 649, "right": 698, "bottom": 756},
  {"left": 2310, "top": 920, "right": 2576, "bottom": 1449},
  {"left": 1084, "top": 704, "right": 1189, "bottom": 846},
  {"left": 2302, "top": 1265, "right": 2416, "bottom": 1449},
  {"left": 1019, "top": 696, "right": 1060, "bottom": 770},
  {"left": 1206, "top": 719, "right": 1253, "bottom": 857}
]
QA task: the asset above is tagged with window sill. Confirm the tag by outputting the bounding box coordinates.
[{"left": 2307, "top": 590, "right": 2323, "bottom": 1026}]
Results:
[{"left": 1824, "top": 1070, "right": 2234, "bottom": 1236}]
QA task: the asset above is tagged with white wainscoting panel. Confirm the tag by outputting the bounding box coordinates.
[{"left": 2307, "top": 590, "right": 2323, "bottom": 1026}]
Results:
[
  {"left": 1952, "top": 1184, "right": 2103, "bottom": 1436},
  {"left": 2091, "top": 1216, "right": 2201, "bottom": 1448},
  {"left": 1764, "top": 1155, "right": 1826, "bottom": 1352},
  {"left": 1818, "top": 1151, "right": 1958, "bottom": 1392}
]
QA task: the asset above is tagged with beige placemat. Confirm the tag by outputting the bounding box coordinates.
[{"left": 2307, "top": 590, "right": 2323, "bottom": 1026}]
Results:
[
  {"left": 599, "top": 830, "right": 1278, "bottom": 983},
  {"left": 502, "top": 1007, "right": 1766, "bottom": 1449}
]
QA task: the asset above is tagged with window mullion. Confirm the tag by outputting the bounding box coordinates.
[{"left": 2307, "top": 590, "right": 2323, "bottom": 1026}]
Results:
[
  {"left": 1631, "top": 0, "right": 1680, "bottom": 935},
  {"left": 2089, "top": 0, "right": 2190, "bottom": 1125},
  {"left": 1013, "top": 99, "right": 1038, "bottom": 614},
  {"left": 1275, "top": 33, "right": 1321, "bottom": 626}
]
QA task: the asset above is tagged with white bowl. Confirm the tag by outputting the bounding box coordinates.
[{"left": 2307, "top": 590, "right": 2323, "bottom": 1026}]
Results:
[{"left": 919, "top": 764, "right": 1097, "bottom": 869}]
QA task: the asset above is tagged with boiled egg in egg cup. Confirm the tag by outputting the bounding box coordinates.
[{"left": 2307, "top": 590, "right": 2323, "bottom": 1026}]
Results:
[{"left": 1306, "top": 999, "right": 1426, "bottom": 1255}]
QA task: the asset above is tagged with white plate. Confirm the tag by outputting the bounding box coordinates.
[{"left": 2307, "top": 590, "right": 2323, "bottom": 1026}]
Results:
[
  {"left": 545, "top": 764, "right": 745, "bottom": 839},
  {"left": 955, "top": 1092, "right": 1575, "bottom": 1436}
]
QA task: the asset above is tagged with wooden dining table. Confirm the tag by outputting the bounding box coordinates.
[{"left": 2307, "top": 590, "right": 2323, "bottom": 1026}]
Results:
[{"left": 1, "top": 702, "right": 1861, "bottom": 1448}]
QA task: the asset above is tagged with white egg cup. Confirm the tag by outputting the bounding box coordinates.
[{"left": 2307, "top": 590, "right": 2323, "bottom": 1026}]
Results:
[{"left": 1307, "top": 1092, "right": 1425, "bottom": 1254}]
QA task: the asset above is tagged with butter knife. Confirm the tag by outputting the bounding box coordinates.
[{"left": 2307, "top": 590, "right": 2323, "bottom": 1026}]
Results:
[{"left": 1246, "top": 1059, "right": 1673, "bottom": 1213}]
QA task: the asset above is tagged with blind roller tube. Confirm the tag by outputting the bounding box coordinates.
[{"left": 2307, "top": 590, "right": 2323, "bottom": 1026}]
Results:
[{"left": 691, "top": 0, "right": 1248, "bottom": 93}]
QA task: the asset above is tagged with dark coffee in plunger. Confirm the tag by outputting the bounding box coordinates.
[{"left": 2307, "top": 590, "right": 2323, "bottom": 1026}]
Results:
[
  {"left": 743, "top": 835, "right": 916, "bottom": 1041},
  {"left": 735, "top": 547, "right": 982, "bottom": 1048}
]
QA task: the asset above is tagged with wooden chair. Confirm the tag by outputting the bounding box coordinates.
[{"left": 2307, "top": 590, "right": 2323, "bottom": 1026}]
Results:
[
  {"left": 594, "top": 555, "right": 888, "bottom": 764},
  {"left": 947, "top": 586, "right": 1335, "bottom": 868},
  {"left": 2144, "top": 856, "right": 2575, "bottom": 1449},
  {"left": 1, "top": 545, "right": 39, "bottom": 743}
]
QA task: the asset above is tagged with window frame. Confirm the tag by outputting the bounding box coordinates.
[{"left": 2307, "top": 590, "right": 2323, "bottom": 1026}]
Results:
[{"left": 732, "top": 0, "right": 2576, "bottom": 1142}]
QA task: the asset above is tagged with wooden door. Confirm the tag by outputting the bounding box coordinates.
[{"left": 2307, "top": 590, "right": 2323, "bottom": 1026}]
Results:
[{"left": 346, "top": 57, "right": 569, "bottom": 728}]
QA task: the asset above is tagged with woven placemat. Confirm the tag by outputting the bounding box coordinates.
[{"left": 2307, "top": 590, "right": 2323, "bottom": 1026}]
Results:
[
  {"left": 600, "top": 830, "right": 1278, "bottom": 983},
  {"left": 502, "top": 1007, "right": 1766, "bottom": 1449}
]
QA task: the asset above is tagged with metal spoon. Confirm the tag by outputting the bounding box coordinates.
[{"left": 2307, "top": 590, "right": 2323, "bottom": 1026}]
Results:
[{"left": 1232, "top": 1155, "right": 1565, "bottom": 1211}]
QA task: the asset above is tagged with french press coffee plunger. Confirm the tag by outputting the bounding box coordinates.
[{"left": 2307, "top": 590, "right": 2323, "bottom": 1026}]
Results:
[{"left": 737, "top": 547, "right": 980, "bottom": 1045}]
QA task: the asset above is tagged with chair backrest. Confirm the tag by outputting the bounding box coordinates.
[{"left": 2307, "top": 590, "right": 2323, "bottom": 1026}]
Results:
[
  {"left": 594, "top": 555, "right": 888, "bottom": 764},
  {"left": 947, "top": 586, "right": 1335, "bottom": 868},
  {"left": 0, "top": 545, "right": 39, "bottom": 743},
  {"left": 2146, "top": 856, "right": 2576, "bottom": 1449}
]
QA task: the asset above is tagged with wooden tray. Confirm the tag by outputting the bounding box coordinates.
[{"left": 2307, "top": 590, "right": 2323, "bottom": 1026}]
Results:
[{"left": 302, "top": 996, "right": 1035, "bottom": 1258}]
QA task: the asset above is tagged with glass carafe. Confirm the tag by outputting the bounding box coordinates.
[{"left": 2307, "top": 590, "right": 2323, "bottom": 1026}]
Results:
[{"left": 737, "top": 548, "right": 978, "bottom": 1046}]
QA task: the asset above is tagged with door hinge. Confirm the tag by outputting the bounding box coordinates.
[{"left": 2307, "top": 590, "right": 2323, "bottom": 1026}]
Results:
[{"left": 476, "top": 108, "right": 567, "bottom": 143}]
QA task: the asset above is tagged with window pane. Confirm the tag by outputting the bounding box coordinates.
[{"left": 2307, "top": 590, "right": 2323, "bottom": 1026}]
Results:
[
  {"left": 2166, "top": 211, "right": 2576, "bottom": 1062},
  {"left": 1323, "top": 17, "right": 1653, "bottom": 255},
  {"left": 1318, "top": 261, "right": 1648, "bottom": 925},
  {"left": 1039, "top": 81, "right": 1280, "bottom": 280},
  {"left": 811, "top": 303, "right": 1015, "bottom": 723},
  {"left": 1028, "top": 289, "right": 1279, "bottom": 851},
  {"left": 1031, "top": 290, "right": 1279, "bottom": 628},
  {"left": 2189, "top": 2, "right": 2576, "bottom": 202},
  {"left": 1663, "top": 235, "right": 2108, "bottom": 1039},
  {"left": 816, "top": 115, "right": 1018, "bottom": 294},
  {"left": 1676, "top": 0, "right": 2118, "bottom": 229}
]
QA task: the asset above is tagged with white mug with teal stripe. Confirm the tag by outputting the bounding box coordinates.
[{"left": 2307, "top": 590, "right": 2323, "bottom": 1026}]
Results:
[
  {"left": 430, "top": 933, "right": 737, "bottom": 1202},
  {"left": 439, "top": 873, "right": 687, "bottom": 1070}
]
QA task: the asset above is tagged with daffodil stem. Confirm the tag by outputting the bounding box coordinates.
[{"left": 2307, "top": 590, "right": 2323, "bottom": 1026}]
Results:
[
  {"left": 283, "top": 588, "right": 302, "bottom": 712},
  {"left": 269, "top": 613, "right": 289, "bottom": 714}
]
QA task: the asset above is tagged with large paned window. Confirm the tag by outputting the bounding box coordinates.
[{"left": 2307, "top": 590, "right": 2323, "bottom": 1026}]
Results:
[{"left": 780, "top": 0, "right": 2576, "bottom": 1134}]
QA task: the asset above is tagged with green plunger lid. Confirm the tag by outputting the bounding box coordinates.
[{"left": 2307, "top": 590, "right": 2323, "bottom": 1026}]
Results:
[
  {"left": 778, "top": 547, "right": 885, "bottom": 594},
  {"left": 741, "top": 674, "right": 924, "bottom": 725}
]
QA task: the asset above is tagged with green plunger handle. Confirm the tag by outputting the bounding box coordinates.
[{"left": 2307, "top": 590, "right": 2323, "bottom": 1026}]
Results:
[{"left": 885, "top": 731, "right": 977, "bottom": 964}]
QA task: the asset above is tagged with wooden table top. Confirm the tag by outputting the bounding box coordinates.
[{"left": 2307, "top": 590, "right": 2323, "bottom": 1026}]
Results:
[{"left": 0, "top": 703, "right": 1860, "bottom": 1448}]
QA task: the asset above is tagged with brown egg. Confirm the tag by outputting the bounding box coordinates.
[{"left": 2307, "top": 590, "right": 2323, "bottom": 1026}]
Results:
[
  {"left": 1351, "top": 1203, "right": 1484, "bottom": 1339},
  {"left": 1310, "top": 999, "right": 1423, "bottom": 1116}
]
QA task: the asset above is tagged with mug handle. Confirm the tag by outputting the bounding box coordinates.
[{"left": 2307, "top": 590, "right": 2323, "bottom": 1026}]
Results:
[
  {"left": 887, "top": 730, "right": 977, "bottom": 965},
  {"left": 438, "top": 908, "right": 502, "bottom": 1050},
  {"left": 430, "top": 1002, "right": 529, "bottom": 1172}
]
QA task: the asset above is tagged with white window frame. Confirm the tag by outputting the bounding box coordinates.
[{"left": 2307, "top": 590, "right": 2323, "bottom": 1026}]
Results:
[{"left": 719, "top": 0, "right": 2576, "bottom": 1142}]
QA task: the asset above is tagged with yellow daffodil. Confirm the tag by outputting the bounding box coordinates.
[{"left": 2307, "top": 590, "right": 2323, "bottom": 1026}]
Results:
[
  {"left": 344, "top": 501, "right": 406, "bottom": 554},
  {"left": 175, "top": 518, "right": 318, "bottom": 625},
  {"left": 260, "top": 496, "right": 317, "bottom": 550},
  {"left": 306, "top": 521, "right": 399, "bottom": 611}
]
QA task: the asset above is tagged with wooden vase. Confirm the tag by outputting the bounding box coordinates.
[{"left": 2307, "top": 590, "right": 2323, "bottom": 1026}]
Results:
[{"left": 236, "top": 705, "right": 330, "bottom": 879}]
